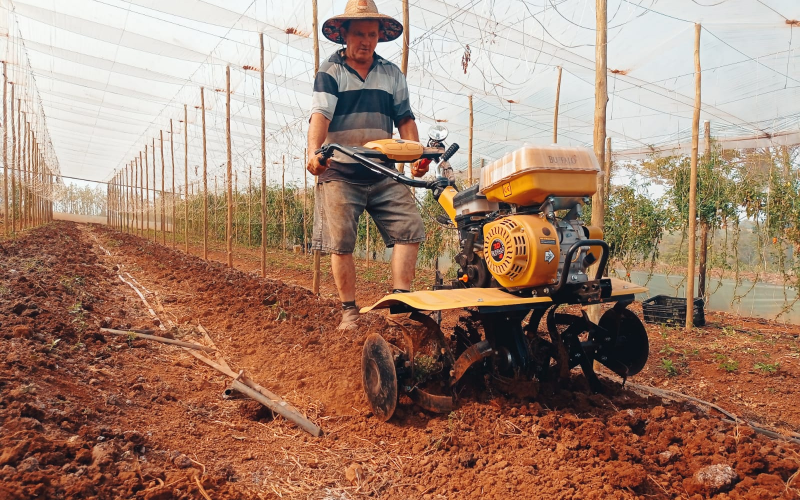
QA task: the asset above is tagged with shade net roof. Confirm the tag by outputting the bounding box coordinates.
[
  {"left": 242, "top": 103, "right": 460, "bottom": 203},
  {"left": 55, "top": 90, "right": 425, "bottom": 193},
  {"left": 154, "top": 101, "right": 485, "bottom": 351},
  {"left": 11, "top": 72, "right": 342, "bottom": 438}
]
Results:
[{"left": 1, "top": 0, "right": 798, "bottom": 194}]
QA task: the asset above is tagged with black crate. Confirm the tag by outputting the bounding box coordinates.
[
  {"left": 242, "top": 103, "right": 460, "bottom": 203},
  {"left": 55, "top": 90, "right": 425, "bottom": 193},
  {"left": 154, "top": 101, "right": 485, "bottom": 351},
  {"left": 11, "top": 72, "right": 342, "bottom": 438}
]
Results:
[{"left": 642, "top": 295, "right": 705, "bottom": 327}]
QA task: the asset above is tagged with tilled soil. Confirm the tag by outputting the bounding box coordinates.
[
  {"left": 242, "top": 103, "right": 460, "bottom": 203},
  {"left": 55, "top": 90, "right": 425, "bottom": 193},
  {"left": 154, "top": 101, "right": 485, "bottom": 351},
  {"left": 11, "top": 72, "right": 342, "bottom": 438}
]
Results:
[{"left": 1, "top": 222, "right": 798, "bottom": 499}]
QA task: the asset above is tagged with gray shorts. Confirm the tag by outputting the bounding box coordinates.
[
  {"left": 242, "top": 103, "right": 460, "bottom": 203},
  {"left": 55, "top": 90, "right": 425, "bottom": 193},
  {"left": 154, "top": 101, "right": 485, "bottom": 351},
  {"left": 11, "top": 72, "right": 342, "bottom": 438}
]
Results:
[{"left": 312, "top": 177, "right": 426, "bottom": 255}]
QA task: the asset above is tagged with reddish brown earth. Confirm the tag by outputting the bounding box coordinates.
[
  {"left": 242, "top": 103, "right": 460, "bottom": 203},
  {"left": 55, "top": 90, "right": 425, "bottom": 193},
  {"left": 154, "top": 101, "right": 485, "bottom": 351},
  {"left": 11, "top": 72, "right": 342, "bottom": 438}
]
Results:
[{"left": 1, "top": 221, "right": 799, "bottom": 499}]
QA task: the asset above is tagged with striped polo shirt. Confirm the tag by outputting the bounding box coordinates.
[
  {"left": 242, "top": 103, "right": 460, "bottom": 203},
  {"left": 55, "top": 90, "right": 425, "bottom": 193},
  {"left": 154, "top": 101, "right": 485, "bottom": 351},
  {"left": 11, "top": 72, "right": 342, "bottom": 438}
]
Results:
[{"left": 311, "top": 49, "right": 415, "bottom": 184}]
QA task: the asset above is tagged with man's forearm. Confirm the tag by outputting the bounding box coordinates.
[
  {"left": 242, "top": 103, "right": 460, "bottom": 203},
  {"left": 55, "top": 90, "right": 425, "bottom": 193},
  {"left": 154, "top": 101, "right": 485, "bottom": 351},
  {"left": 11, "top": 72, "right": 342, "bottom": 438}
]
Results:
[
  {"left": 397, "top": 118, "right": 419, "bottom": 142},
  {"left": 308, "top": 113, "right": 331, "bottom": 154}
]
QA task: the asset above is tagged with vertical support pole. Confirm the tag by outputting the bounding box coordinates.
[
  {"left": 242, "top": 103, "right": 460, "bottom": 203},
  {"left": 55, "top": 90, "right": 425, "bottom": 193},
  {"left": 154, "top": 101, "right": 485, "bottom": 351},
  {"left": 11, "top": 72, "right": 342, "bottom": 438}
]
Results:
[
  {"left": 214, "top": 175, "right": 218, "bottom": 244},
  {"left": 202, "top": 89, "right": 210, "bottom": 259},
  {"left": 686, "top": 23, "right": 702, "bottom": 331},
  {"left": 401, "top": 0, "right": 409, "bottom": 75},
  {"left": 259, "top": 33, "right": 267, "bottom": 277},
  {"left": 184, "top": 105, "right": 189, "bottom": 254},
  {"left": 698, "top": 120, "right": 710, "bottom": 306},
  {"left": 125, "top": 163, "right": 130, "bottom": 233},
  {"left": 26, "top": 122, "right": 30, "bottom": 229},
  {"left": 139, "top": 153, "right": 144, "bottom": 236},
  {"left": 311, "top": 0, "right": 321, "bottom": 295},
  {"left": 282, "top": 155, "right": 286, "bottom": 250},
  {"left": 303, "top": 156, "right": 308, "bottom": 254},
  {"left": 312, "top": 0, "right": 320, "bottom": 75},
  {"left": 22, "top": 119, "right": 26, "bottom": 230},
  {"left": 145, "top": 144, "right": 150, "bottom": 237},
  {"left": 226, "top": 66, "right": 233, "bottom": 268},
  {"left": 604, "top": 137, "right": 612, "bottom": 195},
  {"left": 468, "top": 94, "right": 474, "bottom": 185},
  {"left": 2, "top": 64, "right": 7, "bottom": 237},
  {"left": 152, "top": 138, "right": 156, "bottom": 242},
  {"left": 366, "top": 214, "right": 370, "bottom": 267},
  {"left": 12, "top": 92, "right": 17, "bottom": 235},
  {"left": 134, "top": 157, "right": 138, "bottom": 234},
  {"left": 553, "top": 66, "right": 562, "bottom": 144},
  {"left": 234, "top": 171, "right": 238, "bottom": 245},
  {"left": 589, "top": 0, "right": 608, "bottom": 328},
  {"left": 171, "top": 119, "right": 176, "bottom": 248},
  {"left": 160, "top": 129, "right": 166, "bottom": 245},
  {"left": 248, "top": 164, "right": 252, "bottom": 246}
]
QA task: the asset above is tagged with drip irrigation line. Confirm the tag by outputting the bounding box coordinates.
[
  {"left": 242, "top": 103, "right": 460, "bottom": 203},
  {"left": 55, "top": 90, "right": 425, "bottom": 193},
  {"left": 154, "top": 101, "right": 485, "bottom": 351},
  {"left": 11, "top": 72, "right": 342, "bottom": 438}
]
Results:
[{"left": 622, "top": 379, "right": 800, "bottom": 445}]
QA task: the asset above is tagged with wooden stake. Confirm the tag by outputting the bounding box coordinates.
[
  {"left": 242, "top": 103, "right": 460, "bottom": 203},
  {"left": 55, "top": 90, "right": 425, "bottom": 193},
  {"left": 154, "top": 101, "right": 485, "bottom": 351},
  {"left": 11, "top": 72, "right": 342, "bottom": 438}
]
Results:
[
  {"left": 553, "top": 66, "right": 562, "bottom": 144},
  {"left": 125, "top": 163, "right": 130, "bottom": 233},
  {"left": 226, "top": 66, "right": 233, "bottom": 268},
  {"left": 311, "top": 0, "right": 322, "bottom": 294},
  {"left": 152, "top": 138, "right": 156, "bottom": 242},
  {"left": 468, "top": 94, "right": 474, "bottom": 185},
  {"left": 145, "top": 144, "right": 149, "bottom": 237},
  {"left": 134, "top": 156, "right": 138, "bottom": 233},
  {"left": 160, "top": 132, "right": 165, "bottom": 245},
  {"left": 312, "top": 0, "right": 320, "bottom": 74},
  {"left": 686, "top": 23, "right": 702, "bottom": 331},
  {"left": 248, "top": 164, "right": 252, "bottom": 246},
  {"left": 589, "top": 0, "right": 608, "bottom": 328},
  {"left": 366, "top": 214, "right": 370, "bottom": 267},
  {"left": 22, "top": 119, "right": 26, "bottom": 230},
  {"left": 282, "top": 155, "right": 286, "bottom": 250},
  {"left": 698, "top": 120, "right": 710, "bottom": 306},
  {"left": 100, "top": 328, "right": 216, "bottom": 353},
  {"left": 17, "top": 105, "right": 25, "bottom": 231},
  {"left": 234, "top": 171, "right": 238, "bottom": 245},
  {"left": 260, "top": 32, "right": 267, "bottom": 277},
  {"left": 4, "top": 65, "right": 8, "bottom": 236},
  {"left": 139, "top": 153, "right": 144, "bottom": 236},
  {"left": 9, "top": 85, "right": 14, "bottom": 235},
  {"left": 604, "top": 137, "right": 612, "bottom": 195},
  {"left": 201, "top": 87, "right": 208, "bottom": 260},
  {"left": 401, "top": 0, "right": 410, "bottom": 75},
  {"left": 171, "top": 119, "right": 176, "bottom": 248},
  {"left": 303, "top": 148, "right": 308, "bottom": 254},
  {"left": 26, "top": 122, "right": 30, "bottom": 229},
  {"left": 184, "top": 104, "right": 189, "bottom": 254}
]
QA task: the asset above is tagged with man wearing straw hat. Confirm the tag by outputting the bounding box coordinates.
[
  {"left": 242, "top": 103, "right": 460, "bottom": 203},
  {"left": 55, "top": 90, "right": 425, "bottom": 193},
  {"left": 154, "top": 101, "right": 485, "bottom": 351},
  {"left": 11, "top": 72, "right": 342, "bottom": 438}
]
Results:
[{"left": 307, "top": 0, "right": 428, "bottom": 331}]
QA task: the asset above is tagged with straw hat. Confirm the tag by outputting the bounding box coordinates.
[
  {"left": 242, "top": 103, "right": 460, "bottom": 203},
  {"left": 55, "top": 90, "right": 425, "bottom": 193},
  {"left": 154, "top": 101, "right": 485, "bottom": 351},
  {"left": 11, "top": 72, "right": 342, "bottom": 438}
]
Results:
[{"left": 322, "top": 0, "right": 403, "bottom": 44}]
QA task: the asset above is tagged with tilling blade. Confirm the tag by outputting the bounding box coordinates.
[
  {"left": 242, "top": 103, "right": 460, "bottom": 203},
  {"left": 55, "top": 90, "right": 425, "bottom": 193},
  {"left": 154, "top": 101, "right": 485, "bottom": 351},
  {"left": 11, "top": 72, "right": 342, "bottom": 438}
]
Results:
[
  {"left": 362, "top": 333, "right": 398, "bottom": 421},
  {"left": 597, "top": 307, "right": 650, "bottom": 377}
]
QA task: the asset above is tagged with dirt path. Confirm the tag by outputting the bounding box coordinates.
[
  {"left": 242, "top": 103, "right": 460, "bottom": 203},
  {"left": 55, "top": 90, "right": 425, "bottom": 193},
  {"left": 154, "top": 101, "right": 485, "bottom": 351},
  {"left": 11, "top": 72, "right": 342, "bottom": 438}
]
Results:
[{"left": 1, "top": 222, "right": 799, "bottom": 499}]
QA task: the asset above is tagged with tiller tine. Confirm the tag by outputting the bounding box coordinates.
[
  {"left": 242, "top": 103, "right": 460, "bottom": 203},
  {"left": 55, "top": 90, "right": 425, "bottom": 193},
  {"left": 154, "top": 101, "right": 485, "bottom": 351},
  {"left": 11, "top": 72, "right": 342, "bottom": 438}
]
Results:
[
  {"left": 451, "top": 340, "right": 493, "bottom": 386},
  {"left": 408, "top": 387, "right": 455, "bottom": 413}
]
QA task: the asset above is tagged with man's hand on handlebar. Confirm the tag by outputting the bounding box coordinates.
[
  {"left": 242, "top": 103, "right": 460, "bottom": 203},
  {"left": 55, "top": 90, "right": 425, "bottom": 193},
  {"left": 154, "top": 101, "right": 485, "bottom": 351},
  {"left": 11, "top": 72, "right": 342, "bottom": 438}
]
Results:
[
  {"left": 307, "top": 154, "right": 328, "bottom": 176},
  {"left": 410, "top": 158, "right": 431, "bottom": 178}
]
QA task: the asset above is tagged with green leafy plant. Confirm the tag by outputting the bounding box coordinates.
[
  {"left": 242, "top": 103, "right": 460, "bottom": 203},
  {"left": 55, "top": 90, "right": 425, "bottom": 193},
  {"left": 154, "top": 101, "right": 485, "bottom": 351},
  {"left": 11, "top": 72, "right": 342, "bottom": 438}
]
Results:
[
  {"left": 660, "top": 345, "right": 676, "bottom": 356},
  {"left": 718, "top": 359, "right": 739, "bottom": 372},
  {"left": 46, "top": 338, "right": 61, "bottom": 352},
  {"left": 753, "top": 362, "right": 779, "bottom": 374},
  {"left": 660, "top": 358, "right": 678, "bottom": 377}
]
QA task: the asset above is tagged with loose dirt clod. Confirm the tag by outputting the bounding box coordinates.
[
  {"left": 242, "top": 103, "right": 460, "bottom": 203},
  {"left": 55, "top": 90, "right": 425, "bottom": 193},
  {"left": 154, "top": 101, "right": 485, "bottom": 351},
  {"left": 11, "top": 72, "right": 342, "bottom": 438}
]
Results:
[{"left": 690, "top": 463, "right": 739, "bottom": 494}]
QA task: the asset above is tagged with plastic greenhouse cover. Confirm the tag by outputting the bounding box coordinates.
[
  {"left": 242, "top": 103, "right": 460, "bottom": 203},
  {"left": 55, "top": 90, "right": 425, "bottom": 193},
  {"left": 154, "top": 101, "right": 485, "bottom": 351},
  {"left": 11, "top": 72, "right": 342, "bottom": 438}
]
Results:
[{"left": 0, "top": 0, "right": 797, "bottom": 190}]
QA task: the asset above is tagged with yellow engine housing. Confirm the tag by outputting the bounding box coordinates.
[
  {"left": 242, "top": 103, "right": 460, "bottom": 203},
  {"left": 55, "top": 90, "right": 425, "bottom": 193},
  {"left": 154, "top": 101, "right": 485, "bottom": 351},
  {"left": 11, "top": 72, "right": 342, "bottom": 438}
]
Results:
[{"left": 483, "top": 215, "right": 560, "bottom": 289}]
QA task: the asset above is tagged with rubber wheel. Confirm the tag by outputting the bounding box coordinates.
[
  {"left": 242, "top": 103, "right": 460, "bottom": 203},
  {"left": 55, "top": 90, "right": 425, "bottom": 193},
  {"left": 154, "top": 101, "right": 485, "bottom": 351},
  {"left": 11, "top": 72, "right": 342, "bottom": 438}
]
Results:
[
  {"left": 598, "top": 308, "right": 650, "bottom": 376},
  {"left": 362, "top": 333, "right": 398, "bottom": 421}
]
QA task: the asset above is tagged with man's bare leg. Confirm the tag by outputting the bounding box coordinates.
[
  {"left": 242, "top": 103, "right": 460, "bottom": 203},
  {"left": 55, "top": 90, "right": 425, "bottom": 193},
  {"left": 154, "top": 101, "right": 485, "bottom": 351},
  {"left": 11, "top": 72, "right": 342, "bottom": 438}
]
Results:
[
  {"left": 331, "top": 253, "right": 356, "bottom": 302},
  {"left": 391, "top": 243, "right": 420, "bottom": 290},
  {"left": 331, "top": 253, "right": 359, "bottom": 330}
]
